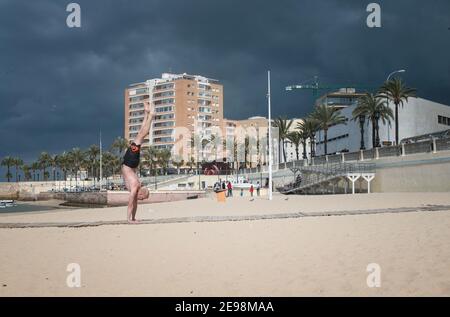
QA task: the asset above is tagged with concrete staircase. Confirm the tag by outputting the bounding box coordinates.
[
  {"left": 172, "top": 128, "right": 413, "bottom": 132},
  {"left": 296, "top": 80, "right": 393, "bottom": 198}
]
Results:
[{"left": 278, "top": 162, "right": 376, "bottom": 194}]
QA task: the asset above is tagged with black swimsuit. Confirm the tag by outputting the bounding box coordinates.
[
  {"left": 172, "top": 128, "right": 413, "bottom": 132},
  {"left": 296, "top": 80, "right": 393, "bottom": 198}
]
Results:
[{"left": 122, "top": 142, "right": 141, "bottom": 168}]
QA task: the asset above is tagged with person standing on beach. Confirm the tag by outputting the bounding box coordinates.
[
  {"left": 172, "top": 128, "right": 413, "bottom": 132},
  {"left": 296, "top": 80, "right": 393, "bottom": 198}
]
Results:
[
  {"left": 256, "top": 181, "right": 260, "bottom": 196},
  {"left": 121, "top": 101, "right": 151, "bottom": 223},
  {"left": 249, "top": 184, "right": 254, "bottom": 197},
  {"left": 227, "top": 181, "right": 233, "bottom": 197}
]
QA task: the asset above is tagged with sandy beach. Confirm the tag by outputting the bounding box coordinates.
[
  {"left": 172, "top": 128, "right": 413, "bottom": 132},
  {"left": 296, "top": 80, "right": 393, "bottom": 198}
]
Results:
[{"left": 1, "top": 192, "right": 450, "bottom": 296}]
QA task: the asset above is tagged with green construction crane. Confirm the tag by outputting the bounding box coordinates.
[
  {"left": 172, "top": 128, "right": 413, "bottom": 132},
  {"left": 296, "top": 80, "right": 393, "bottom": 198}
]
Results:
[{"left": 285, "top": 76, "right": 376, "bottom": 99}]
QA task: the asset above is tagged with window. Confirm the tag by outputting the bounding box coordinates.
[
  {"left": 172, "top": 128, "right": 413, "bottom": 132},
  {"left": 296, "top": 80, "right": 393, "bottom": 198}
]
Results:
[
  {"left": 198, "top": 84, "right": 211, "bottom": 90},
  {"left": 154, "top": 83, "right": 174, "bottom": 90},
  {"left": 316, "top": 134, "right": 349, "bottom": 145},
  {"left": 154, "top": 144, "right": 173, "bottom": 150},
  {"left": 129, "top": 118, "right": 143, "bottom": 124},
  {"left": 135, "top": 88, "right": 148, "bottom": 95},
  {"left": 129, "top": 110, "right": 144, "bottom": 117},
  {"left": 198, "top": 91, "right": 211, "bottom": 98},
  {"left": 130, "top": 126, "right": 141, "bottom": 131},
  {"left": 155, "top": 106, "right": 173, "bottom": 113},
  {"left": 129, "top": 103, "right": 144, "bottom": 110},
  {"left": 438, "top": 115, "right": 450, "bottom": 126},
  {"left": 154, "top": 98, "right": 174, "bottom": 105},
  {"left": 198, "top": 115, "right": 212, "bottom": 121},
  {"left": 129, "top": 95, "right": 148, "bottom": 102},
  {"left": 198, "top": 99, "right": 211, "bottom": 106},
  {"left": 198, "top": 106, "right": 211, "bottom": 113},
  {"left": 155, "top": 113, "right": 174, "bottom": 120},
  {"left": 153, "top": 137, "right": 174, "bottom": 143},
  {"left": 153, "top": 129, "right": 173, "bottom": 136},
  {"left": 153, "top": 121, "right": 175, "bottom": 128},
  {"left": 153, "top": 91, "right": 174, "bottom": 98}
]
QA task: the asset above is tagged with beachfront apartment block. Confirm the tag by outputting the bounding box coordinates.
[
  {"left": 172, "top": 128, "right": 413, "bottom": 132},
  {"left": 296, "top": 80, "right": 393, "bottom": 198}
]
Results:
[
  {"left": 313, "top": 90, "right": 450, "bottom": 155},
  {"left": 124, "top": 73, "right": 224, "bottom": 156}
]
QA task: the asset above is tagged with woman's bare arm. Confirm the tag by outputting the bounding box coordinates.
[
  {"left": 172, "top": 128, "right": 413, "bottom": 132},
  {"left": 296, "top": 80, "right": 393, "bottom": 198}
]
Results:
[{"left": 134, "top": 101, "right": 151, "bottom": 145}]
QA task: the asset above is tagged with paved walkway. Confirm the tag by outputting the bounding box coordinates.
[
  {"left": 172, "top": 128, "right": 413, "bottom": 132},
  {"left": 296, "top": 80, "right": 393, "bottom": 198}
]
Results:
[{"left": 1, "top": 203, "right": 450, "bottom": 229}]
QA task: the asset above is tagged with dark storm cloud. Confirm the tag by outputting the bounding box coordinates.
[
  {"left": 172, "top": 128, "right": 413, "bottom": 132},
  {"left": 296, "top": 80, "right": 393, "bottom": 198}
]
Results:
[{"left": 1, "top": 0, "right": 449, "bottom": 168}]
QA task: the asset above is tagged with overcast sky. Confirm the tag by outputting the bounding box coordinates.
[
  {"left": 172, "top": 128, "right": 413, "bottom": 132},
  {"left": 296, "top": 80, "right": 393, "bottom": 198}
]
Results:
[{"left": 1, "top": 0, "right": 449, "bottom": 174}]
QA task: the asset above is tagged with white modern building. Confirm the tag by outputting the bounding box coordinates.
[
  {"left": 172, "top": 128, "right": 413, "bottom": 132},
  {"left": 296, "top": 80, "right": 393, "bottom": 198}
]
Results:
[{"left": 315, "top": 95, "right": 450, "bottom": 155}]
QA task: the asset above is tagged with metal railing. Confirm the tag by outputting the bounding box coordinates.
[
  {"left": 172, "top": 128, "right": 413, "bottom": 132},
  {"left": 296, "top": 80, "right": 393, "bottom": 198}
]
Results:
[{"left": 278, "top": 162, "right": 376, "bottom": 194}]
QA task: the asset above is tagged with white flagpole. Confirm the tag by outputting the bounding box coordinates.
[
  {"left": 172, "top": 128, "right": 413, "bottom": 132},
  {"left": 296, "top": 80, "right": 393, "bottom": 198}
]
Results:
[
  {"left": 99, "top": 130, "right": 103, "bottom": 190},
  {"left": 267, "top": 71, "right": 273, "bottom": 200}
]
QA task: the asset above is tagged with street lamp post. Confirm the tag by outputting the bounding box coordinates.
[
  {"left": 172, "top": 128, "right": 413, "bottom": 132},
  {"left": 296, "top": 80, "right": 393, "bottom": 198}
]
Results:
[
  {"left": 385, "top": 69, "right": 406, "bottom": 145},
  {"left": 267, "top": 70, "right": 273, "bottom": 201}
]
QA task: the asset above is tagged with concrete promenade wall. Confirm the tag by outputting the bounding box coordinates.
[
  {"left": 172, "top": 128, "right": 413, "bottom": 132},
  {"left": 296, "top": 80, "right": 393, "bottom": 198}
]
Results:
[
  {"left": 107, "top": 190, "right": 207, "bottom": 206},
  {"left": 372, "top": 151, "right": 450, "bottom": 192},
  {"left": 0, "top": 181, "right": 96, "bottom": 200}
]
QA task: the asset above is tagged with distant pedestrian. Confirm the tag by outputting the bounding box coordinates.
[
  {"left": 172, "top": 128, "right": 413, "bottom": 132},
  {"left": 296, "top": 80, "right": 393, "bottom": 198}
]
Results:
[
  {"left": 249, "top": 184, "right": 254, "bottom": 197},
  {"left": 221, "top": 181, "right": 226, "bottom": 190},
  {"left": 256, "top": 181, "right": 260, "bottom": 196},
  {"left": 240, "top": 188, "right": 244, "bottom": 197},
  {"left": 227, "top": 181, "right": 233, "bottom": 197}
]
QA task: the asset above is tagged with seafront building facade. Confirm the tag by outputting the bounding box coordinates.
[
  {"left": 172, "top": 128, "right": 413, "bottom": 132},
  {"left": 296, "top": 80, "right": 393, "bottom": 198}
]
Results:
[{"left": 314, "top": 93, "right": 450, "bottom": 156}]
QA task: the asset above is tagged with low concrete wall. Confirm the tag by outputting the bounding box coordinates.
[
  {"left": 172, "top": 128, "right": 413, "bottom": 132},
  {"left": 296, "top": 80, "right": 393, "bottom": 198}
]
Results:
[
  {"left": 372, "top": 154, "right": 450, "bottom": 192},
  {"left": 65, "top": 192, "right": 108, "bottom": 205},
  {"left": 107, "top": 190, "right": 207, "bottom": 206},
  {"left": 20, "top": 190, "right": 207, "bottom": 206}
]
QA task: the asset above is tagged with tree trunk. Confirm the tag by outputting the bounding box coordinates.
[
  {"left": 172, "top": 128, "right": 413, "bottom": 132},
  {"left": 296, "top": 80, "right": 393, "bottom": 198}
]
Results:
[
  {"left": 395, "top": 103, "right": 399, "bottom": 145},
  {"left": 359, "top": 118, "right": 365, "bottom": 150},
  {"left": 375, "top": 119, "right": 380, "bottom": 147},
  {"left": 302, "top": 140, "right": 307, "bottom": 159},
  {"left": 282, "top": 140, "right": 287, "bottom": 163},
  {"left": 372, "top": 119, "right": 376, "bottom": 148},
  {"left": 324, "top": 129, "right": 328, "bottom": 155}
]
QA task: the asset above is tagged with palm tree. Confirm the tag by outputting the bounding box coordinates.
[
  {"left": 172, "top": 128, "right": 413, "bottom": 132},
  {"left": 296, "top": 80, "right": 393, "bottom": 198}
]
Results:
[
  {"left": 1, "top": 156, "right": 14, "bottom": 182},
  {"left": 142, "top": 146, "right": 158, "bottom": 175},
  {"left": 68, "top": 148, "right": 86, "bottom": 186},
  {"left": 298, "top": 129, "right": 309, "bottom": 159},
  {"left": 286, "top": 131, "right": 302, "bottom": 161},
  {"left": 86, "top": 144, "right": 100, "bottom": 180},
  {"left": 172, "top": 156, "right": 184, "bottom": 174},
  {"left": 353, "top": 93, "right": 393, "bottom": 148},
  {"left": 111, "top": 137, "right": 129, "bottom": 157},
  {"left": 200, "top": 137, "right": 211, "bottom": 162},
  {"left": 22, "top": 164, "right": 32, "bottom": 181},
  {"left": 156, "top": 149, "right": 171, "bottom": 175},
  {"left": 187, "top": 156, "right": 195, "bottom": 171},
  {"left": 57, "top": 152, "right": 69, "bottom": 187},
  {"left": 102, "top": 151, "right": 119, "bottom": 179},
  {"left": 209, "top": 134, "right": 221, "bottom": 161},
  {"left": 379, "top": 78, "right": 417, "bottom": 145},
  {"left": 273, "top": 117, "right": 293, "bottom": 163},
  {"left": 311, "top": 105, "right": 346, "bottom": 155},
  {"left": 31, "top": 162, "right": 40, "bottom": 181},
  {"left": 37, "top": 152, "right": 51, "bottom": 181},
  {"left": 49, "top": 154, "right": 59, "bottom": 181},
  {"left": 13, "top": 157, "right": 23, "bottom": 182},
  {"left": 298, "top": 117, "right": 320, "bottom": 158}
]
